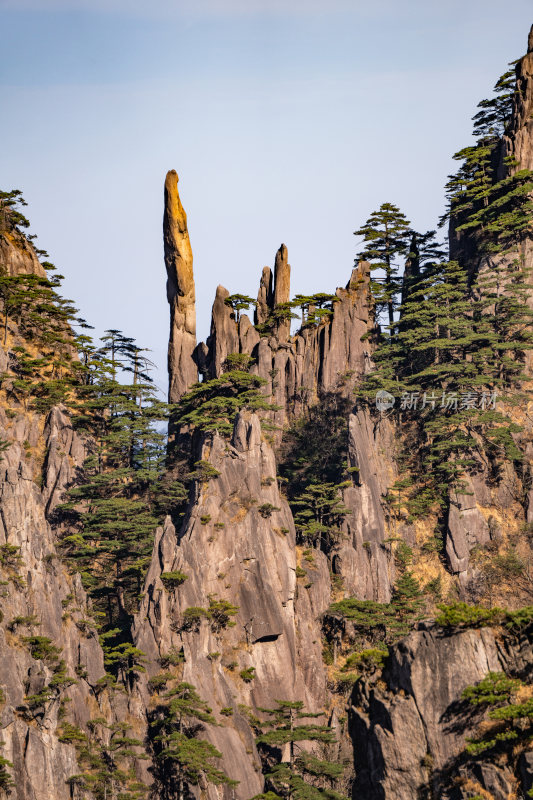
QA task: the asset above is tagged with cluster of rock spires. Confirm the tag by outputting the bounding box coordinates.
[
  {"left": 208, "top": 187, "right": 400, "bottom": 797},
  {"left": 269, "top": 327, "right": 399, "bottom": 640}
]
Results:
[{"left": 1, "top": 23, "right": 533, "bottom": 800}]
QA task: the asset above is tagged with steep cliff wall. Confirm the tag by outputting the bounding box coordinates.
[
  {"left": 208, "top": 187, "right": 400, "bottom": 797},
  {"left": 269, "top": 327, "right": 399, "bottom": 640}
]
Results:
[
  {"left": 0, "top": 219, "right": 113, "bottom": 799},
  {"left": 350, "top": 619, "right": 533, "bottom": 800},
  {"left": 3, "top": 26, "right": 533, "bottom": 800},
  {"left": 444, "top": 26, "right": 533, "bottom": 589}
]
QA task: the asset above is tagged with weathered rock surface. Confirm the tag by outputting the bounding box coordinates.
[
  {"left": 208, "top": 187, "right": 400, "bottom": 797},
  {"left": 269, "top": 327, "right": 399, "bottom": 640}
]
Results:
[
  {"left": 134, "top": 411, "right": 329, "bottom": 798},
  {"left": 0, "top": 219, "right": 46, "bottom": 279},
  {"left": 164, "top": 169, "right": 198, "bottom": 402},
  {"left": 0, "top": 219, "right": 113, "bottom": 799},
  {"left": 445, "top": 478, "right": 491, "bottom": 575},
  {"left": 350, "top": 622, "right": 533, "bottom": 799},
  {"left": 255, "top": 266, "right": 273, "bottom": 325},
  {"left": 335, "top": 409, "right": 395, "bottom": 601},
  {"left": 0, "top": 402, "right": 108, "bottom": 798}
]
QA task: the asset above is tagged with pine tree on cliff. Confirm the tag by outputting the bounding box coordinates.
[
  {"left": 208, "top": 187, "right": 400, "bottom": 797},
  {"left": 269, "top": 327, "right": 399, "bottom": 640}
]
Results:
[
  {"left": 400, "top": 229, "right": 446, "bottom": 307},
  {"left": 255, "top": 701, "right": 347, "bottom": 800},
  {"left": 59, "top": 331, "right": 186, "bottom": 682},
  {"left": 175, "top": 368, "right": 275, "bottom": 435},
  {"left": 471, "top": 65, "right": 518, "bottom": 140},
  {"left": 291, "top": 482, "right": 349, "bottom": 552},
  {"left": 152, "top": 682, "right": 238, "bottom": 800},
  {"left": 354, "top": 202, "right": 411, "bottom": 326},
  {"left": 224, "top": 293, "right": 256, "bottom": 323},
  {"left": 361, "top": 256, "right": 529, "bottom": 505}
]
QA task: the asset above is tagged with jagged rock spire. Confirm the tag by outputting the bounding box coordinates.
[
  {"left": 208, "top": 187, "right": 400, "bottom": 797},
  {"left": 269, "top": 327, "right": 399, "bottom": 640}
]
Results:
[
  {"left": 255, "top": 266, "right": 273, "bottom": 325},
  {"left": 503, "top": 26, "right": 533, "bottom": 172},
  {"left": 163, "top": 169, "right": 198, "bottom": 402},
  {"left": 273, "top": 243, "right": 291, "bottom": 340}
]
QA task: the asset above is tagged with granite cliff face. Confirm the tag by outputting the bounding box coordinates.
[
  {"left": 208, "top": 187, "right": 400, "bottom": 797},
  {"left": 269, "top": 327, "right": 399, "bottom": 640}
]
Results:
[
  {"left": 2, "top": 24, "right": 533, "bottom": 800},
  {"left": 0, "top": 221, "right": 109, "bottom": 798},
  {"left": 350, "top": 621, "right": 533, "bottom": 799}
]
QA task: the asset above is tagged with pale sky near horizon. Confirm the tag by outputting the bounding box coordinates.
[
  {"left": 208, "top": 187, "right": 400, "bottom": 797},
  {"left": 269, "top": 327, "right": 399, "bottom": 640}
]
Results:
[{"left": 1, "top": 0, "right": 532, "bottom": 394}]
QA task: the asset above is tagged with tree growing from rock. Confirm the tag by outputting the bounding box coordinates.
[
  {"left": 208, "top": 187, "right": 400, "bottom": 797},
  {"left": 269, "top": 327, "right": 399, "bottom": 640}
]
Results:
[
  {"left": 354, "top": 202, "right": 411, "bottom": 326},
  {"left": 151, "top": 682, "right": 238, "bottom": 800},
  {"left": 255, "top": 701, "right": 346, "bottom": 800}
]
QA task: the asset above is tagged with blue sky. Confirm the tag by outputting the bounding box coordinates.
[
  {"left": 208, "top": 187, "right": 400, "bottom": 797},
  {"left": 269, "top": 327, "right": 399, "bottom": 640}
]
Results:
[{"left": 1, "top": 0, "right": 532, "bottom": 393}]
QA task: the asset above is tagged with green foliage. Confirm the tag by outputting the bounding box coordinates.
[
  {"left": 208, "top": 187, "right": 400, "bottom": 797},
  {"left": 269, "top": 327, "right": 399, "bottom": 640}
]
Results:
[
  {"left": 207, "top": 596, "right": 239, "bottom": 630},
  {"left": 174, "top": 371, "right": 276, "bottom": 435},
  {"left": 354, "top": 63, "right": 533, "bottom": 515},
  {"left": 150, "top": 682, "right": 237, "bottom": 799},
  {"left": 239, "top": 667, "right": 256, "bottom": 683},
  {"left": 65, "top": 719, "right": 148, "bottom": 799},
  {"left": 148, "top": 673, "right": 173, "bottom": 694},
  {"left": 343, "top": 648, "right": 388, "bottom": 673},
  {"left": 100, "top": 637, "right": 146, "bottom": 683},
  {"left": 354, "top": 202, "right": 411, "bottom": 325},
  {"left": 436, "top": 603, "right": 533, "bottom": 633},
  {"left": 22, "top": 635, "right": 61, "bottom": 664},
  {"left": 291, "top": 293, "right": 340, "bottom": 329},
  {"left": 181, "top": 607, "right": 210, "bottom": 632},
  {"left": 224, "top": 294, "right": 256, "bottom": 323},
  {"left": 186, "top": 460, "right": 221, "bottom": 481},
  {"left": 266, "top": 762, "right": 347, "bottom": 800},
  {"left": 0, "top": 754, "right": 14, "bottom": 792},
  {"left": 159, "top": 647, "right": 185, "bottom": 668},
  {"left": 0, "top": 544, "right": 22, "bottom": 568},
  {"left": 327, "top": 573, "right": 424, "bottom": 643},
  {"left": 177, "top": 598, "right": 240, "bottom": 634},
  {"left": 291, "top": 482, "right": 349, "bottom": 552},
  {"left": 435, "top": 602, "right": 503, "bottom": 629},
  {"left": 392, "top": 571, "right": 425, "bottom": 622},
  {"left": 279, "top": 393, "right": 352, "bottom": 554},
  {"left": 461, "top": 669, "right": 533, "bottom": 761},
  {"left": 255, "top": 702, "right": 346, "bottom": 800},
  {"left": 161, "top": 571, "right": 188, "bottom": 590},
  {"left": 0, "top": 188, "right": 30, "bottom": 230},
  {"left": 7, "top": 614, "right": 39, "bottom": 632},
  {"left": 462, "top": 672, "right": 519, "bottom": 706},
  {"left": 223, "top": 352, "right": 255, "bottom": 373},
  {"left": 52, "top": 329, "right": 180, "bottom": 685}
]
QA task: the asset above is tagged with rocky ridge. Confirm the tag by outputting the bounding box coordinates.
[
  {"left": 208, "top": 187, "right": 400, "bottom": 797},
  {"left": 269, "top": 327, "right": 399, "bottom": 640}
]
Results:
[{"left": 1, "top": 24, "right": 533, "bottom": 800}]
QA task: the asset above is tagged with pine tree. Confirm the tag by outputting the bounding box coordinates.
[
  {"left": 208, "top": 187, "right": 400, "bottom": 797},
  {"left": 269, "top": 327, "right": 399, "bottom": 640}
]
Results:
[
  {"left": 152, "top": 682, "right": 238, "bottom": 800},
  {"left": 58, "top": 331, "right": 181, "bottom": 684},
  {"left": 471, "top": 65, "right": 518, "bottom": 140},
  {"left": 255, "top": 701, "right": 346, "bottom": 800},
  {"left": 175, "top": 370, "right": 275, "bottom": 435},
  {"left": 224, "top": 294, "right": 256, "bottom": 323},
  {"left": 361, "top": 257, "right": 529, "bottom": 503},
  {"left": 354, "top": 203, "right": 411, "bottom": 326},
  {"left": 291, "top": 482, "right": 349, "bottom": 551},
  {"left": 64, "top": 719, "right": 148, "bottom": 800}
]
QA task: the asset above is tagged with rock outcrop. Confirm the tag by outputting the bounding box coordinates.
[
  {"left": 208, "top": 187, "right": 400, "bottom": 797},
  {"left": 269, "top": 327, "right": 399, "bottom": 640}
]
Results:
[
  {"left": 0, "top": 217, "right": 120, "bottom": 799},
  {"left": 164, "top": 169, "right": 198, "bottom": 402},
  {"left": 134, "top": 411, "right": 330, "bottom": 798},
  {"left": 350, "top": 621, "right": 533, "bottom": 799},
  {"left": 4, "top": 25, "right": 533, "bottom": 798}
]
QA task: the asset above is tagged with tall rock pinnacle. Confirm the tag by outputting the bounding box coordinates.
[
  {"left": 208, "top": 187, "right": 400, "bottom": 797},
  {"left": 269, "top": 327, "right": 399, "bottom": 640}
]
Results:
[
  {"left": 255, "top": 266, "right": 274, "bottom": 325},
  {"left": 273, "top": 243, "right": 291, "bottom": 340},
  {"left": 163, "top": 170, "right": 198, "bottom": 402}
]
